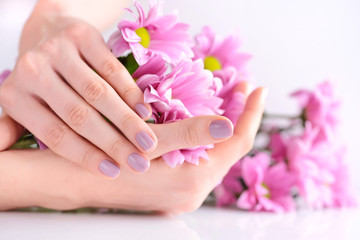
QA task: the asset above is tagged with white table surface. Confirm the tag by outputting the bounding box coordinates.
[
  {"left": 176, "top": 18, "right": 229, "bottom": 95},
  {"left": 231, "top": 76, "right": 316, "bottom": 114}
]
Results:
[{"left": 0, "top": 206, "right": 359, "bottom": 240}]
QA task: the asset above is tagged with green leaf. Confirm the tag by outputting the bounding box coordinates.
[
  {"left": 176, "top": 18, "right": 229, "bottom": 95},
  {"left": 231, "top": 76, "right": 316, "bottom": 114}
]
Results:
[{"left": 118, "top": 53, "right": 140, "bottom": 76}]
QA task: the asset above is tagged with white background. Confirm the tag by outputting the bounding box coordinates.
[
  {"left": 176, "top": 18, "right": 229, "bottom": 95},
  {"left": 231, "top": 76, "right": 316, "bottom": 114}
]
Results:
[
  {"left": 1, "top": 1, "right": 360, "bottom": 239},
  {"left": 0, "top": 0, "right": 359, "bottom": 193}
]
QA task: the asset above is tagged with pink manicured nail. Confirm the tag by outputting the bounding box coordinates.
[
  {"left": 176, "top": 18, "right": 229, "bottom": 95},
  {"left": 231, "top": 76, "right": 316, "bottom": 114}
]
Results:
[
  {"left": 136, "top": 131, "right": 155, "bottom": 151},
  {"left": 209, "top": 120, "right": 233, "bottom": 139},
  {"left": 99, "top": 160, "right": 120, "bottom": 178},
  {"left": 135, "top": 103, "right": 150, "bottom": 119},
  {"left": 127, "top": 153, "right": 149, "bottom": 173}
]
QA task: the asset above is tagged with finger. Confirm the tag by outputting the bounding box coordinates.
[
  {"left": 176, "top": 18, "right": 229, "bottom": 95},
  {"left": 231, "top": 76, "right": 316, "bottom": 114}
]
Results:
[
  {"left": 209, "top": 87, "right": 267, "bottom": 162},
  {"left": 233, "top": 81, "right": 252, "bottom": 99},
  {"left": 147, "top": 115, "right": 234, "bottom": 159},
  {"left": 78, "top": 33, "right": 152, "bottom": 120},
  {"left": 54, "top": 52, "right": 157, "bottom": 153},
  {"left": 31, "top": 70, "right": 150, "bottom": 174},
  {"left": 0, "top": 112, "right": 24, "bottom": 150},
  {"left": 234, "top": 87, "right": 267, "bottom": 138},
  {"left": 6, "top": 94, "right": 123, "bottom": 179}
]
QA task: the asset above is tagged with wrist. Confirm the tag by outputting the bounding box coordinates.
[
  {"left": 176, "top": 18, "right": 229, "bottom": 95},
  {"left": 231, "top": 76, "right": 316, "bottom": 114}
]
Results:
[{"left": 0, "top": 150, "right": 83, "bottom": 210}]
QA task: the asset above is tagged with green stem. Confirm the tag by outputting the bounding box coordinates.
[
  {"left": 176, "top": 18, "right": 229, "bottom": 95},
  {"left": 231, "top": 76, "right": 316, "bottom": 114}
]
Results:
[{"left": 263, "top": 112, "right": 300, "bottom": 120}]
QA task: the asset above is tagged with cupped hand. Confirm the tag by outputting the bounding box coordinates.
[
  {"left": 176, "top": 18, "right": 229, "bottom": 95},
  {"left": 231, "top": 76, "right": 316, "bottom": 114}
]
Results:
[
  {"left": 0, "top": 16, "right": 170, "bottom": 178},
  {"left": 85, "top": 84, "right": 266, "bottom": 214}
]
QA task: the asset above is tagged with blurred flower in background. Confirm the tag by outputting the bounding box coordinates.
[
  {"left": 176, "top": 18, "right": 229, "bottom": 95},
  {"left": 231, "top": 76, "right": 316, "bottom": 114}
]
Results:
[{"left": 215, "top": 82, "right": 357, "bottom": 212}]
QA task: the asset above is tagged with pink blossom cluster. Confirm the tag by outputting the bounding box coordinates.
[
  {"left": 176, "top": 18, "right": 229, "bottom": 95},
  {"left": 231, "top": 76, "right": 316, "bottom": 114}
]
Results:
[
  {"left": 215, "top": 82, "right": 357, "bottom": 212},
  {"left": 108, "top": 1, "right": 250, "bottom": 167}
]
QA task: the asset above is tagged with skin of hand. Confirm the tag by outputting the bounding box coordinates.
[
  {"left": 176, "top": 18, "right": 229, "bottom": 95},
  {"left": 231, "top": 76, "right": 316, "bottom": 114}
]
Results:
[
  {"left": 0, "top": 0, "right": 197, "bottom": 178},
  {"left": 0, "top": 83, "right": 266, "bottom": 214}
]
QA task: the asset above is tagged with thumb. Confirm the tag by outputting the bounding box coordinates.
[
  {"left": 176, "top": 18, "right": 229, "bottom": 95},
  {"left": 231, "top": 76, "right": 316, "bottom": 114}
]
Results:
[
  {"left": 148, "top": 115, "right": 234, "bottom": 159},
  {"left": 0, "top": 112, "right": 25, "bottom": 151}
]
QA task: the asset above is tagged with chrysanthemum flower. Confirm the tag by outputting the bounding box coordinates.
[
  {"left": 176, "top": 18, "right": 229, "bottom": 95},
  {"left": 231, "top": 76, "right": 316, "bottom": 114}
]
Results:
[
  {"left": 136, "top": 59, "right": 223, "bottom": 167},
  {"left": 291, "top": 81, "right": 341, "bottom": 142},
  {"left": 236, "top": 153, "right": 296, "bottom": 213},
  {"left": 286, "top": 123, "right": 357, "bottom": 208},
  {"left": 192, "top": 27, "right": 249, "bottom": 125},
  {"left": 192, "top": 26, "right": 251, "bottom": 73},
  {"left": 212, "top": 67, "right": 246, "bottom": 125},
  {"left": 132, "top": 53, "right": 168, "bottom": 80},
  {"left": 108, "top": 1, "right": 194, "bottom": 65}
]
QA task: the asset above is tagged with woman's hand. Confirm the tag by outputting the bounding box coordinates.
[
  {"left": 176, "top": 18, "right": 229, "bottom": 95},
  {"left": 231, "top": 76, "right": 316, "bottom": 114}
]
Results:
[
  {"left": 0, "top": 2, "right": 165, "bottom": 178},
  {"left": 0, "top": 83, "right": 266, "bottom": 214},
  {"left": 86, "top": 84, "right": 266, "bottom": 214}
]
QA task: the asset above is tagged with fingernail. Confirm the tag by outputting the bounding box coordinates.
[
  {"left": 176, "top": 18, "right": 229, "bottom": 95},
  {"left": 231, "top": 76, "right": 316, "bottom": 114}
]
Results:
[
  {"left": 127, "top": 153, "right": 150, "bottom": 173},
  {"left": 99, "top": 160, "right": 120, "bottom": 178},
  {"left": 135, "top": 103, "right": 150, "bottom": 119},
  {"left": 209, "top": 120, "right": 233, "bottom": 139},
  {"left": 136, "top": 131, "right": 155, "bottom": 151}
]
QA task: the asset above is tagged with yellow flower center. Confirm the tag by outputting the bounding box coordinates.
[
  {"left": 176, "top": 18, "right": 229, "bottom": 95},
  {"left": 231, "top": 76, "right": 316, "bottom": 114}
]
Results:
[
  {"left": 261, "top": 183, "right": 271, "bottom": 199},
  {"left": 204, "top": 56, "right": 222, "bottom": 72},
  {"left": 135, "top": 27, "right": 151, "bottom": 48}
]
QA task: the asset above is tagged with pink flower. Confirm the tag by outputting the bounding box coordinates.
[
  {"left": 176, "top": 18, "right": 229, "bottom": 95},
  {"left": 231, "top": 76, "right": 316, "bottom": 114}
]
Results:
[
  {"left": 0, "top": 69, "right": 11, "bottom": 85},
  {"left": 286, "top": 123, "right": 357, "bottom": 208},
  {"left": 214, "top": 160, "right": 243, "bottom": 207},
  {"left": 35, "top": 137, "right": 48, "bottom": 150},
  {"left": 236, "top": 153, "right": 296, "bottom": 213},
  {"left": 212, "top": 67, "right": 246, "bottom": 125},
  {"left": 137, "top": 59, "right": 224, "bottom": 118},
  {"left": 192, "top": 26, "right": 251, "bottom": 73},
  {"left": 132, "top": 53, "right": 167, "bottom": 79},
  {"left": 136, "top": 59, "right": 223, "bottom": 167},
  {"left": 192, "top": 27, "right": 250, "bottom": 125},
  {"left": 268, "top": 132, "right": 287, "bottom": 162},
  {"left": 292, "top": 81, "right": 341, "bottom": 142},
  {"left": 108, "top": 1, "right": 193, "bottom": 65},
  {"left": 331, "top": 162, "right": 358, "bottom": 207}
]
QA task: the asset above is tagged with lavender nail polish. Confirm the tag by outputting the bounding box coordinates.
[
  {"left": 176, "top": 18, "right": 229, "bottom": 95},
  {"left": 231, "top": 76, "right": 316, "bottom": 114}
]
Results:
[
  {"left": 135, "top": 103, "right": 150, "bottom": 119},
  {"left": 209, "top": 120, "right": 233, "bottom": 139},
  {"left": 136, "top": 131, "right": 155, "bottom": 151},
  {"left": 99, "top": 160, "right": 120, "bottom": 178},
  {"left": 127, "top": 153, "right": 150, "bottom": 173}
]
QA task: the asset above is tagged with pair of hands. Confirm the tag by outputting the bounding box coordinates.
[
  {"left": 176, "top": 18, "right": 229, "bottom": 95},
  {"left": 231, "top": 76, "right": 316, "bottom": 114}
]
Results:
[
  {"left": 0, "top": 14, "right": 266, "bottom": 213},
  {"left": 0, "top": 82, "right": 266, "bottom": 213}
]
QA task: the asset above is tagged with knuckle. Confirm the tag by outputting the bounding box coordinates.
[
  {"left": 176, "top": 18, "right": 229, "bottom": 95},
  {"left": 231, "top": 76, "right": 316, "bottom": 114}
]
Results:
[
  {"left": 102, "top": 59, "right": 119, "bottom": 78},
  {"left": 121, "top": 86, "right": 138, "bottom": 100},
  {"left": 109, "top": 138, "right": 126, "bottom": 156},
  {"left": 84, "top": 81, "right": 106, "bottom": 103},
  {"left": 178, "top": 124, "right": 200, "bottom": 146},
  {"left": 40, "top": 38, "right": 60, "bottom": 56},
  {"left": 64, "top": 23, "right": 91, "bottom": 40},
  {"left": 18, "top": 52, "right": 41, "bottom": 77},
  {"left": 45, "top": 125, "right": 67, "bottom": 148},
  {"left": 65, "top": 104, "right": 89, "bottom": 127},
  {"left": 80, "top": 147, "right": 97, "bottom": 168},
  {"left": 119, "top": 114, "right": 137, "bottom": 130}
]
